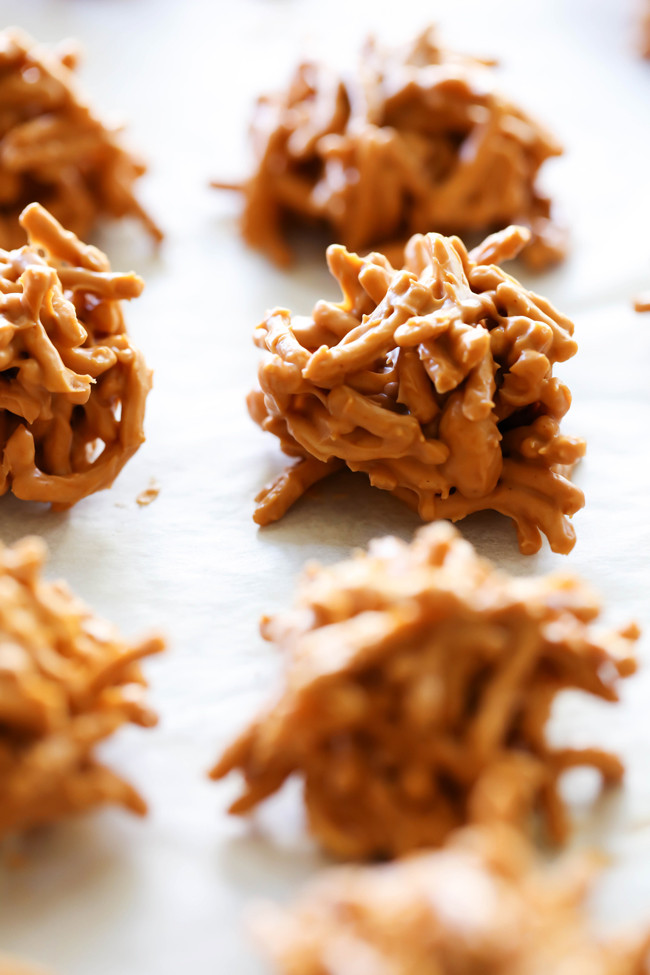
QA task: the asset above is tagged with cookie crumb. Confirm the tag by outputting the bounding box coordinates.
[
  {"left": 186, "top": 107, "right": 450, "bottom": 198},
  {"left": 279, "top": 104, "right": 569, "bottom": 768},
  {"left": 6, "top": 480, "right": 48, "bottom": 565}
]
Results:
[{"left": 137, "top": 479, "right": 160, "bottom": 506}]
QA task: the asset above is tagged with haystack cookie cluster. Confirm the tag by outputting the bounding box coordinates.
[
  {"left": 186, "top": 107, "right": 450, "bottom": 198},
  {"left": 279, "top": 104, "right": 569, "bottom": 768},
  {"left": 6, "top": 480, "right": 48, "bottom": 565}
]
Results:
[
  {"left": 0, "top": 535, "right": 164, "bottom": 838},
  {"left": 215, "top": 27, "right": 566, "bottom": 270},
  {"left": 0, "top": 28, "right": 161, "bottom": 248},
  {"left": 255, "top": 825, "right": 650, "bottom": 975},
  {"left": 249, "top": 225, "right": 584, "bottom": 553},
  {"left": 213, "top": 523, "right": 637, "bottom": 859},
  {"left": 0, "top": 203, "right": 151, "bottom": 507},
  {"left": 0, "top": 44, "right": 161, "bottom": 963},
  {"left": 0, "top": 13, "right": 647, "bottom": 975}
]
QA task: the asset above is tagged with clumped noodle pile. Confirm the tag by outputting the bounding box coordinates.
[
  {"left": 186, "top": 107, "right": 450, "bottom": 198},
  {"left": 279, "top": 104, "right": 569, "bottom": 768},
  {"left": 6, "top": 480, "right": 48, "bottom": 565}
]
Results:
[
  {"left": 216, "top": 28, "right": 565, "bottom": 270},
  {"left": 0, "top": 202, "right": 151, "bottom": 507},
  {"left": 0, "top": 28, "right": 161, "bottom": 249},
  {"left": 255, "top": 825, "right": 650, "bottom": 975},
  {"left": 0, "top": 535, "right": 164, "bottom": 837},
  {"left": 249, "top": 224, "right": 584, "bottom": 555},
  {"left": 212, "top": 523, "right": 637, "bottom": 860}
]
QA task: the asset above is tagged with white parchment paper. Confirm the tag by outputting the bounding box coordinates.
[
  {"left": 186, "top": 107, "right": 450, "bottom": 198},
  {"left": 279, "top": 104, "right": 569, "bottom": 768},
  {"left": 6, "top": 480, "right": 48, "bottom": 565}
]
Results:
[{"left": 0, "top": 0, "right": 648, "bottom": 971}]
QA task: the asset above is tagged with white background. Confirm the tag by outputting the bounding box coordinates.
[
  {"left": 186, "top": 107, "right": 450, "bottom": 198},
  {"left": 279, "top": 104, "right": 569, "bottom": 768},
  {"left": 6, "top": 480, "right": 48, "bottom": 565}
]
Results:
[{"left": 0, "top": 0, "right": 649, "bottom": 971}]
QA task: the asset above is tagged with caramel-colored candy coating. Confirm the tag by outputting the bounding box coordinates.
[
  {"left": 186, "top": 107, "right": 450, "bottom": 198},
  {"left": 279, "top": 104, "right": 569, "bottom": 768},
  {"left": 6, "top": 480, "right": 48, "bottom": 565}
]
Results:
[
  {"left": 250, "top": 225, "right": 584, "bottom": 555},
  {"left": 255, "top": 825, "right": 650, "bottom": 975},
  {"left": 0, "top": 535, "right": 164, "bottom": 837},
  {"left": 0, "top": 28, "right": 161, "bottom": 248},
  {"left": 217, "top": 28, "right": 565, "bottom": 270},
  {"left": 0, "top": 203, "right": 151, "bottom": 507},
  {"left": 212, "top": 524, "right": 637, "bottom": 860}
]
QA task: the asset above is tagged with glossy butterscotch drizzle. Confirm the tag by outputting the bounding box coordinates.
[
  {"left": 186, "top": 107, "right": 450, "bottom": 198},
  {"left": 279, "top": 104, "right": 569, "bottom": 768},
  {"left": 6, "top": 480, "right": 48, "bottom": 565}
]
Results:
[
  {"left": 249, "top": 225, "right": 584, "bottom": 555},
  {"left": 0, "top": 203, "right": 151, "bottom": 507}
]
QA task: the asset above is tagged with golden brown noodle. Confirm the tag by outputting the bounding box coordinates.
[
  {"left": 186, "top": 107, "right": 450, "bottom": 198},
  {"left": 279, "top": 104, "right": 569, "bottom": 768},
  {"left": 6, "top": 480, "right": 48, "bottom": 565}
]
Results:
[
  {"left": 212, "top": 524, "right": 637, "bottom": 860},
  {"left": 215, "top": 28, "right": 565, "bottom": 270},
  {"left": 0, "top": 203, "right": 151, "bottom": 507},
  {"left": 0, "top": 28, "right": 161, "bottom": 248},
  {"left": 0, "top": 535, "right": 164, "bottom": 838}
]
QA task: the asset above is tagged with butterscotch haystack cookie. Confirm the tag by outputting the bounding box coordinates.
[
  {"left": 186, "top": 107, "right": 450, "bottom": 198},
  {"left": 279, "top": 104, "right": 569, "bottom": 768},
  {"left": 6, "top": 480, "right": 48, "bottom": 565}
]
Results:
[
  {"left": 0, "top": 28, "right": 161, "bottom": 249},
  {"left": 212, "top": 524, "right": 637, "bottom": 860},
  {"left": 254, "top": 825, "right": 650, "bottom": 975},
  {"left": 0, "top": 203, "right": 151, "bottom": 507},
  {"left": 0, "top": 535, "right": 164, "bottom": 838},
  {"left": 249, "top": 225, "right": 584, "bottom": 554},
  {"left": 215, "top": 28, "right": 565, "bottom": 270}
]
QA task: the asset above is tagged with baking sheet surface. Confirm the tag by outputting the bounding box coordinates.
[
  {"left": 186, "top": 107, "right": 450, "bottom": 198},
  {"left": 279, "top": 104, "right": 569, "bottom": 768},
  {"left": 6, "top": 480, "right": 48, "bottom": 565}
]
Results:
[{"left": 0, "top": 0, "right": 649, "bottom": 971}]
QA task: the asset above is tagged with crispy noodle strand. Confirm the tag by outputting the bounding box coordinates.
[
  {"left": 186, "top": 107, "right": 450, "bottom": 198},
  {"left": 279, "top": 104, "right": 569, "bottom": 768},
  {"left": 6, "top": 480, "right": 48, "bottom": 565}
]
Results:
[
  {"left": 212, "top": 524, "right": 637, "bottom": 860},
  {"left": 249, "top": 225, "right": 585, "bottom": 555},
  {"left": 254, "top": 825, "right": 650, "bottom": 975},
  {"left": 215, "top": 27, "right": 565, "bottom": 270},
  {"left": 0, "top": 535, "right": 165, "bottom": 837},
  {"left": 0, "top": 203, "right": 151, "bottom": 507},
  {"left": 0, "top": 28, "right": 161, "bottom": 248}
]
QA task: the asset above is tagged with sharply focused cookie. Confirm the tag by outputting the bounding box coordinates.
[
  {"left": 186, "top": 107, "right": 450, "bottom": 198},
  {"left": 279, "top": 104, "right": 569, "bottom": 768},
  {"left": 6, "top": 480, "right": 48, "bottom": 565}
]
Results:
[
  {"left": 249, "top": 225, "right": 584, "bottom": 554},
  {"left": 0, "top": 203, "right": 151, "bottom": 507},
  {"left": 212, "top": 524, "right": 636, "bottom": 859}
]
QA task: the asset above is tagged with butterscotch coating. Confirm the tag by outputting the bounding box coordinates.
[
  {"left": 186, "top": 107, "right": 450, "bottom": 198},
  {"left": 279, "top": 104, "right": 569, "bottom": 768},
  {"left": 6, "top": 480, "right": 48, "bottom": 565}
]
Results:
[
  {"left": 0, "top": 203, "right": 151, "bottom": 507},
  {"left": 255, "top": 825, "right": 650, "bottom": 975},
  {"left": 249, "top": 225, "right": 584, "bottom": 555},
  {"left": 216, "top": 28, "right": 565, "bottom": 270},
  {"left": 0, "top": 535, "right": 164, "bottom": 838},
  {"left": 0, "top": 29, "right": 161, "bottom": 248},
  {"left": 212, "top": 524, "right": 637, "bottom": 860}
]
